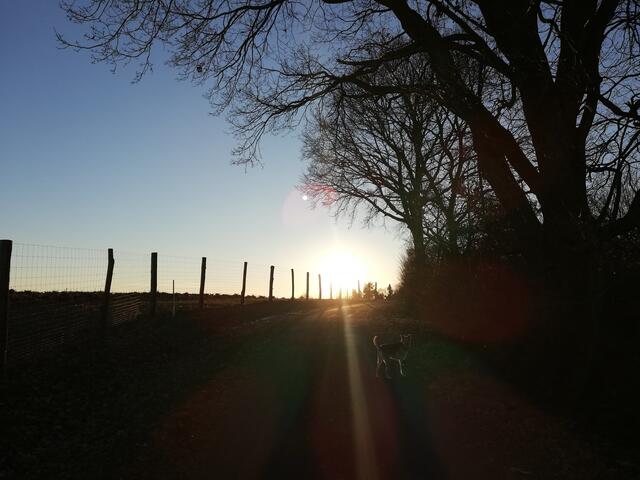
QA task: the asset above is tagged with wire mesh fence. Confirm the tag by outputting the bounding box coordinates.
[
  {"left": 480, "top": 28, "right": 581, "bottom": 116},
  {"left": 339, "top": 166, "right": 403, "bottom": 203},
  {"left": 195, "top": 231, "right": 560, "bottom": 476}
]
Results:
[
  {"left": 6, "top": 243, "right": 105, "bottom": 364},
  {"left": 1, "top": 240, "right": 375, "bottom": 368},
  {"left": 108, "top": 250, "right": 149, "bottom": 326}
]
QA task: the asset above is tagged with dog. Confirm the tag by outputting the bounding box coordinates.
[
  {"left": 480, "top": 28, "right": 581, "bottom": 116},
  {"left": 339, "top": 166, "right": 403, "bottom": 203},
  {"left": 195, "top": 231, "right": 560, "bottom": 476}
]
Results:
[{"left": 373, "top": 334, "right": 412, "bottom": 378}]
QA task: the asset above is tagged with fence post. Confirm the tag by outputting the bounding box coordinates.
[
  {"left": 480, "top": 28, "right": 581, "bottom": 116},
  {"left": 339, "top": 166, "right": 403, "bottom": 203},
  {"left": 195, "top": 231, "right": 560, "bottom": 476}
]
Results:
[
  {"left": 0, "top": 240, "right": 12, "bottom": 370},
  {"left": 199, "top": 257, "right": 206, "bottom": 309},
  {"left": 269, "top": 265, "right": 275, "bottom": 302},
  {"left": 150, "top": 252, "right": 158, "bottom": 316},
  {"left": 306, "top": 272, "right": 310, "bottom": 300},
  {"left": 358, "top": 280, "right": 361, "bottom": 296},
  {"left": 241, "top": 261, "right": 247, "bottom": 305},
  {"left": 172, "top": 280, "right": 176, "bottom": 318},
  {"left": 99, "top": 248, "right": 114, "bottom": 340},
  {"left": 330, "top": 281, "right": 333, "bottom": 300},
  {"left": 318, "top": 274, "right": 322, "bottom": 300},
  {"left": 291, "top": 268, "right": 295, "bottom": 300}
]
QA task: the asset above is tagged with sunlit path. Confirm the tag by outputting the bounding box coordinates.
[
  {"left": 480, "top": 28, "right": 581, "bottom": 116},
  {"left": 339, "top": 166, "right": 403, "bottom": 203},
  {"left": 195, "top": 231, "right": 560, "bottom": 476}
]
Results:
[
  {"left": 341, "top": 304, "right": 378, "bottom": 480},
  {"left": 3, "top": 301, "right": 605, "bottom": 479}
]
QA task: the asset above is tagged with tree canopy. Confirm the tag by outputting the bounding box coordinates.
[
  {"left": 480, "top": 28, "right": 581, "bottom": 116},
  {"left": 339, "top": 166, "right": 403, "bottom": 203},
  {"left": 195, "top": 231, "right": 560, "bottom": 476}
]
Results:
[
  {"left": 301, "top": 54, "right": 481, "bottom": 262},
  {"left": 60, "top": 0, "right": 640, "bottom": 259}
]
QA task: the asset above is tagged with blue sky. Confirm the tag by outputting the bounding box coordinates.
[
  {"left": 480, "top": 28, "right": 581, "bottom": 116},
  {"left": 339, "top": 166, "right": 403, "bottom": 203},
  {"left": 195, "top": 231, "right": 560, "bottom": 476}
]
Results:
[{"left": 0, "top": 2, "right": 405, "bottom": 295}]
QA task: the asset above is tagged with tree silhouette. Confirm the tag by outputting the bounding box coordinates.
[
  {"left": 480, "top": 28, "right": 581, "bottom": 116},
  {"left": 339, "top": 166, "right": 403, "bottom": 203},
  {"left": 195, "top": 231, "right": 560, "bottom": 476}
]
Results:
[
  {"left": 59, "top": 1, "right": 640, "bottom": 262},
  {"left": 59, "top": 0, "right": 640, "bottom": 353},
  {"left": 301, "top": 53, "right": 483, "bottom": 271},
  {"left": 362, "top": 282, "right": 375, "bottom": 300}
]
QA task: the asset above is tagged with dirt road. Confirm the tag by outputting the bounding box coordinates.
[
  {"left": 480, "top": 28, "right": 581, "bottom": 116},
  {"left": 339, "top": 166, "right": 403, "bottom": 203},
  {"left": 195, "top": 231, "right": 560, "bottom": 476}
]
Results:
[
  {"left": 121, "top": 303, "right": 607, "bottom": 479},
  {"left": 1, "top": 302, "right": 617, "bottom": 479}
]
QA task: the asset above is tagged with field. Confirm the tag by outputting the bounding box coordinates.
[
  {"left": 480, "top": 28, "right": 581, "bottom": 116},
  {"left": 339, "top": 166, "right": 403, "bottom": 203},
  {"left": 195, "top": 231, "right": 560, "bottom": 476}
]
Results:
[
  {"left": 4, "top": 291, "right": 286, "bottom": 366},
  {"left": 1, "top": 300, "right": 635, "bottom": 479}
]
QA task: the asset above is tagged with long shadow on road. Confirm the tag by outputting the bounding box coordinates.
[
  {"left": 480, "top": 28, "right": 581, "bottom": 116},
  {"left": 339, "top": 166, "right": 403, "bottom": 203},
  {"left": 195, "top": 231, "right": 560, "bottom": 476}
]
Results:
[
  {"left": 124, "top": 303, "right": 445, "bottom": 479},
  {"left": 3, "top": 301, "right": 612, "bottom": 479}
]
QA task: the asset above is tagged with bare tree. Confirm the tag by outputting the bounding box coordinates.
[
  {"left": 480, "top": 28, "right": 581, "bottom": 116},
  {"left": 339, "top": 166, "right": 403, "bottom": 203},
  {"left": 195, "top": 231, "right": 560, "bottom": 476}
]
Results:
[
  {"left": 301, "top": 56, "right": 480, "bottom": 270},
  {"left": 59, "top": 1, "right": 640, "bottom": 261},
  {"left": 59, "top": 0, "right": 640, "bottom": 310}
]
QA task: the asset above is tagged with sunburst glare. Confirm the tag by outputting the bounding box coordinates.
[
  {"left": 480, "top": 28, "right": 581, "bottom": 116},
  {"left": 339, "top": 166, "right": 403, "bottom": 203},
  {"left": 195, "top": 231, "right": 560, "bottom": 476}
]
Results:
[{"left": 314, "top": 249, "right": 368, "bottom": 294}]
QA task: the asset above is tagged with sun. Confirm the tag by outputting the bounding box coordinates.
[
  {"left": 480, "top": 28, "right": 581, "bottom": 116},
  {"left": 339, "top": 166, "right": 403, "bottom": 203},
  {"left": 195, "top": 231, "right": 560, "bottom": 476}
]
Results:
[{"left": 315, "top": 249, "right": 367, "bottom": 294}]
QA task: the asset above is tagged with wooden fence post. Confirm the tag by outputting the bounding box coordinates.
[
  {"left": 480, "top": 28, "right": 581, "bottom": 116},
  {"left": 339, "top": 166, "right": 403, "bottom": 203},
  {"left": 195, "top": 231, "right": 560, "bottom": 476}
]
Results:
[
  {"left": 99, "top": 248, "right": 114, "bottom": 339},
  {"left": 0, "top": 240, "right": 12, "bottom": 370},
  {"left": 241, "top": 261, "right": 247, "bottom": 305},
  {"left": 150, "top": 252, "right": 157, "bottom": 316},
  {"left": 306, "top": 272, "right": 309, "bottom": 300},
  {"left": 291, "top": 268, "right": 295, "bottom": 300},
  {"left": 269, "top": 265, "right": 275, "bottom": 302},
  {"left": 318, "top": 274, "right": 322, "bottom": 300},
  {"left": 199, "top": 257, "right": 206, "bottom": 309},
  {"left": 330, "top": 282, "right": 333, "bottom": 300},
  {"left": 358, "top": 280, "right": 361, "bottom": 296},
  {"left": 172, "top": 280, "right": 176, "bottom": 318}
]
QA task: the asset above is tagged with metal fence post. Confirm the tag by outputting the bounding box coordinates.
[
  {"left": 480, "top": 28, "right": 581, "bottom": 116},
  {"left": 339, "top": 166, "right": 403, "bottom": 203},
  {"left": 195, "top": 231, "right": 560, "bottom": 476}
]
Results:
[
  {"left": 306, "top": 272, "right": 309, "bottom": 300},
  {"left": 318, "top": 274, "right": 322, "bottom": 300}
]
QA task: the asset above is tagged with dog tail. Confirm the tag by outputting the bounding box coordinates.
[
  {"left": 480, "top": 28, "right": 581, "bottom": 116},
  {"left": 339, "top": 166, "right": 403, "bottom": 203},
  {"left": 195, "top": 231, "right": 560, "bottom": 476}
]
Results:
[{"left": 373, "top": 335, "right": 380, "bottom": 348}]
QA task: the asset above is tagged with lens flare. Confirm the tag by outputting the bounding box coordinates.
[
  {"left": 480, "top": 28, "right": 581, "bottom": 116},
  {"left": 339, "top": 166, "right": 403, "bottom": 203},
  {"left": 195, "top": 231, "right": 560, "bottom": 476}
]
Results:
[{"left": 314, "top": 250, "right": 368, "bottom": 293}]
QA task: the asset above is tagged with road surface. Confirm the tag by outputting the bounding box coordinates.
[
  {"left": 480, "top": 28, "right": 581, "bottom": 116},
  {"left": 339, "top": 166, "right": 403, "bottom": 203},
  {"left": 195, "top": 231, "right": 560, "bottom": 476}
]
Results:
[
  {"left": 2, "top": 302, "right": 617, "bottom": 479},
  {"left": 116, "top": 303, "right": 605, "bottom": 479}
]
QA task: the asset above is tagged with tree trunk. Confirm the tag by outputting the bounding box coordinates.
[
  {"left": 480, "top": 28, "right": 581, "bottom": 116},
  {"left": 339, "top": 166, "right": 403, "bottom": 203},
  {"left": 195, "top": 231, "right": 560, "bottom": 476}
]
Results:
[
  {"left": 536, "top": 222, "right": 602, "bottom": 406},
  {"left": 411, "top": 223, "right": 426, "bottom": 276}
]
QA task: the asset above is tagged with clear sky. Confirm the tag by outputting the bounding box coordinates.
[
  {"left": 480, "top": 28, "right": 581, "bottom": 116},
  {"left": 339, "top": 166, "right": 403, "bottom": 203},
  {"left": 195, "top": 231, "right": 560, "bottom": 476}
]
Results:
[{"left": 0, "top": 2, "right": 406, "bottom": 296}]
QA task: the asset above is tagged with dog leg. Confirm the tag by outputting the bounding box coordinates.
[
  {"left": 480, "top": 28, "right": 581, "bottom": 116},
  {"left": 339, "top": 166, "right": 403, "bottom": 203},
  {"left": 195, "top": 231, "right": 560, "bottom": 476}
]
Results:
[
  {"left": 399, "top": 360, "right": 406, "bottom": 376},
  {"left": 385, "top": 361, "right": 392, "bottom": 379}
]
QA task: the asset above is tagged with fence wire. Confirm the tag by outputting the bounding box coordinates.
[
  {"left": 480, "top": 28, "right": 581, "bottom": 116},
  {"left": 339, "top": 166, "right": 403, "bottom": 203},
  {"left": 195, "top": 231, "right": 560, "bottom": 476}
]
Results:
[
  {"left": 109, "top": 250, "right": 148, "bottom": 326},
  {"left": 3, "top": 242, "right": 374, "bottom": 366},
  {"left": 7, "top": 244, "right": 105, "bottom": 364}
]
